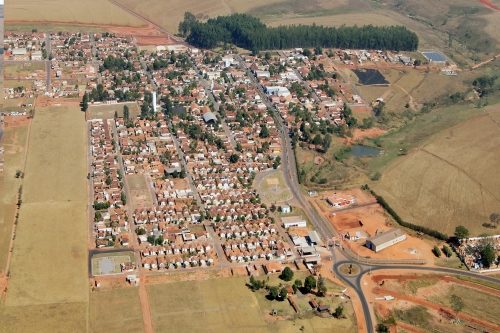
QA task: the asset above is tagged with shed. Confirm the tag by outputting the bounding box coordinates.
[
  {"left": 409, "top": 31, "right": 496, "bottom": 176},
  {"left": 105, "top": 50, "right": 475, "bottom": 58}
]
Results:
[
  {"left": 366, "top": 228, "right": 406, "bottom": 252},
  {"left": 202, "top": 111, "right": 217, "bottom": 124}
]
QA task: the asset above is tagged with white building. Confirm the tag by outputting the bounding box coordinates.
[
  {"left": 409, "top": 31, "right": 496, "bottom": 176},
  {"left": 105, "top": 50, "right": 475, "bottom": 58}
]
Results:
[
  {"left": 282, "top": 216, "right": 307, "bottom": 228},
  {"left": 366, "top": 229, "right": 406, "bottom": 252}
]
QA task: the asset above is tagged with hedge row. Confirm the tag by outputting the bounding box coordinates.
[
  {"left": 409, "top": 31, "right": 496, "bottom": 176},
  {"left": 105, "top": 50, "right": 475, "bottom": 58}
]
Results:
[{"left": 363, "top": 185, "right": 449, "bottom": 240}]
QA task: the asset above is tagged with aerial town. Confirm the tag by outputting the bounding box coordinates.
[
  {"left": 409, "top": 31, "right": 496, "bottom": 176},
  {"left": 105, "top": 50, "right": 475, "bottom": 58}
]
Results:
[{"left": 1, "top": 1, "right": 499, "bottom": 333}]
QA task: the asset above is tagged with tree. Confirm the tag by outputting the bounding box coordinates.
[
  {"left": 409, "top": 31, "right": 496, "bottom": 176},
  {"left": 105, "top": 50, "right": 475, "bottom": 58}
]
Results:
[
  {"left": 304, "top": 275, "right": 316, "bottom": 293},
  {"left": 181, "top": 13, "right": 419, "bottom": 52},
  {"left": 317, "top": 276, "right": 327, "bottom": 296},
  {"left": 454, "top": 225, "right": 469, "bottom": 239},
  {"left": 376, "top": 323, "right": 389, "bottom": 333},
  {"left": 229, "top": 154, "right": 240, "bottom": 163},
  {"left": 272, "top": 156, "right": 281, "bottom": 169},
  {"left": 268, "top": 286, "right": 279, "bottom": 300},
  {"left": 449, "top": 294, "right": 464, "bottom": 319},
  {"left": 81, "top": 92, "right": 89, "bottom": 112},
  {"left": 480, "top": 243, "right": 496, "bottom": 268},
  {"left": 489, "top": 213, "right": 500, "bottom": 226},
  {"left": 432, "top": 245, "right": 442, "bottom": 257},
  {"left": 442, "top": 244, "right": 452, "bottom": 257},
  {"left": 123, "top": 104, "right": 130, "bottom": 121},
  {"left": 293, "top": 279, "right": 303, "bottom": 293},
  {"left": 334, "top": 305, "right": 344, "bottom": 318},
  {"left": 249, "top": 276, "right": 264, "bottom": 291},
  {"left": 120, "top": 191, "right": 127, "bottom": 205},
  {"left": 280, "top": 267, "right": 294, "bottom": 281},
  {"left": 279, "top": 287, "right": 288, "bottom": 300},
  {"left": 259, "top": 124, "right": 270, "bottom": 138}
]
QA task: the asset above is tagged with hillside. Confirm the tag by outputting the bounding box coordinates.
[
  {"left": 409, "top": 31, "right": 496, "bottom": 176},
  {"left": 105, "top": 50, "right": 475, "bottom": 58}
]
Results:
[{"left": 373, "top": 102, "right": 500, "bottom": 236}]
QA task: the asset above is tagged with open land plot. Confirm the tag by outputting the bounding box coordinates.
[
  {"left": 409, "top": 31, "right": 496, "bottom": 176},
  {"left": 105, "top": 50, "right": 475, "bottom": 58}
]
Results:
[
  {"left": 255, "top": 169, "right": 293, "bottom": 204},
  {"left": 326, "top": 203, "right": 435, "bottom": 262},
  {"left": 4, "top": 62, "right": 46, "bottom": 80},
  {"left": 127, "top": 173, "right": 154, "bottom": 210},
  {"left": 368, "top": 272, "right": 500, "bottom": 332},
  {"left": 5, "top": 0, "right": 144, "bottom": 27},
  {"left": 0, "top": 302, "right": 88, "bottom": 333},
  {"left": 2, "top": 104, "right": 89, "bottom": 332},
  {"left": 91, "top": 251, "right": 135, "bottom": 276},
  {"left": 88, "top": 102, "right": 140, "bottom": 120},
  {"left": 89, "top": 287, "right": 144, "bottom": 333},
  {"left": 429, "top": 283, "right": 500, "bottom": 325},
  {"left": 373, "top": 103, "right": 500, "bottom": 236},
  {"left": 148, "top": 276, "right": 356, "bottom": 333}
]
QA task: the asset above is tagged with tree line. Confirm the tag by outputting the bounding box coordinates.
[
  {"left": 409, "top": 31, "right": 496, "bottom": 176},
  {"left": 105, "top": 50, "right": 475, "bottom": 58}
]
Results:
[{"left": 179, "top": 12, "right": 418, "bottom": 51}]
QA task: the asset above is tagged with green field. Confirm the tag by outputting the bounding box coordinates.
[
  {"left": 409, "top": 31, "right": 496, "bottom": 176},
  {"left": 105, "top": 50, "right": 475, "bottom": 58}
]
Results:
[
  {"left": 0, "top": 104, "right": 89, "bottom": 332},
  {"left": 88, "top": 102, "right": 140, "bottom": 120},
  {"left": 90, "top": 287, "right": 144, "bottom": 333},
  {"left": 148, "top": 276, "right": 356, "bottom": 333},
  {"left": 430, "top": 285, "right": 500, "bottom": 325}
]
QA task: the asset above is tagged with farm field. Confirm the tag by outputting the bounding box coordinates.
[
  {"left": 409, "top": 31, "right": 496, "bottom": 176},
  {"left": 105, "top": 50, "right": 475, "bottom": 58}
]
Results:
[
  {"left": 373, "top": 102, "right": 500, "bottom": 236},
  {"left": 89, "top": 287, "right": 144, "bottom": 333},
  {"left": 0, "top": 117, "right": 30, "bottom": 272},
  {"left": 148, "top": 276, "right": 356, "bottom": 333},
  {"left": 0, "top": 104, "right": 89, "bottom": 331},
  {"left": 5, "top": 0, "right": 144, "bottom": 27},
  {"left": 115, "top": 0, "right": 285, "bottom": 33},
  {"left": 264, "top": 11, "right": 402, "bottom": 28}
]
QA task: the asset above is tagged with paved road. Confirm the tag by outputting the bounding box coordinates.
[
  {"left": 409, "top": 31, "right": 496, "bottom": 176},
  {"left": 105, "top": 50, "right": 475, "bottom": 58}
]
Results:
[
  {"left": 235, "top": 53, "right": 500, "bottom": 333},
  {"left": 45, "top": 33, "right": 51, "bottom": 91}
]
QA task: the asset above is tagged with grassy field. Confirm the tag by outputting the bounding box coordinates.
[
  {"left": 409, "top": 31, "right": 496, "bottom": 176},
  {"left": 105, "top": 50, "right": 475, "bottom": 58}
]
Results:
[
  {"left": 88, "top": 102, "right": 140, "bottom": 120},
  {"left": 0, "top": 104, "right": 89, "bottom": 332},
  {"left": 431, "top": 285, "right": 500, "bottom": 325},
  {"left": 89, "top": 287, "right": 144, "bottom": 333},
  {"left": 5, "top": 0, "right": 144, "bottom": 27},
  {"left": 148, "top": 276, "right": 356, "bottom": 333},
  {"left": 373, "top": 102, "right": 500, "bottom": 236},
  {"left": 255, "top": 169, "right": 293, "bottom": 204},
  {"left": 127, "top": 173, "right": 154, "bottom": 209},
  {"left": 4, "top": 62, "right": 46, "bottom": 80}
]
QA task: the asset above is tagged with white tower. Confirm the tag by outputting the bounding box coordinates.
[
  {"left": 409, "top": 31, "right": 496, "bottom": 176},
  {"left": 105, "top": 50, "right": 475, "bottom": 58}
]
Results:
[{"left": 152, "top": 91, "right": 157, "bottom": 113}]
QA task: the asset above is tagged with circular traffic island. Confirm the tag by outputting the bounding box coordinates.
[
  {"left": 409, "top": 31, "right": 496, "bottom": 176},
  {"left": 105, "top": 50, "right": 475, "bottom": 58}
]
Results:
[{"left": 338, "top": 262, "right": 361, "bottom": 277}]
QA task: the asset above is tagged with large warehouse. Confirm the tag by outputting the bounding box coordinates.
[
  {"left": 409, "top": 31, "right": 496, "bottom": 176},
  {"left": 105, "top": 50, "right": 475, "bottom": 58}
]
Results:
[{"left": 366, "top": 228, "right": 406, "bottom": 252}]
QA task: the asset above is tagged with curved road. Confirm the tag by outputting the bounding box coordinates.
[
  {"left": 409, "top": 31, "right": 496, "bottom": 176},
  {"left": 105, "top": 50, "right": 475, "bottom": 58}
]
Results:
[{"left": 237, "top": 56, "right": 500, "bottom": 332}]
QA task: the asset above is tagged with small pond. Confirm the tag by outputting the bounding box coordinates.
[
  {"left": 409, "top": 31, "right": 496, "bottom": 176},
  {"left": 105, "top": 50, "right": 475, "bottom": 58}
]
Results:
[
  {"left": 353, "top": 68, "right": 388, "bottom": 85},
  {"left": 350, "top": 144, "right": 381, "bottom": 157}
]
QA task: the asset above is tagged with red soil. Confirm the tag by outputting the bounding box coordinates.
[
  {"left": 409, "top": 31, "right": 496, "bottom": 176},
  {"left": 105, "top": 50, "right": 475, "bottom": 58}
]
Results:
[{"left": 479, "top": 0, "right": 500, "bottom": 10}]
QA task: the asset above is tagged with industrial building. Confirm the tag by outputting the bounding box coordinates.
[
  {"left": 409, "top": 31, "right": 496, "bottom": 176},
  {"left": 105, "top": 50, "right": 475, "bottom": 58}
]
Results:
[
  {"left": 282, "top": 216, "right": 307, "bottom": 228},
  {"left": 366, "top": 228, "right": 406, "bottom": 252}
]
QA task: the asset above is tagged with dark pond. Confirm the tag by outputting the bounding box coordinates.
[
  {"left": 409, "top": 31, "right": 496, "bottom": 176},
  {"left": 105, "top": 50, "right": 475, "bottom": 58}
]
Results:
[
  {"left": 350, "top": 145, "right": 381, "bottom": 157},
  {"left": 353, "top": 69, "right": 388, "bottom": 85}
]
